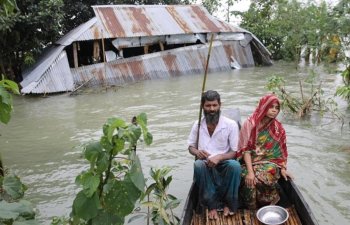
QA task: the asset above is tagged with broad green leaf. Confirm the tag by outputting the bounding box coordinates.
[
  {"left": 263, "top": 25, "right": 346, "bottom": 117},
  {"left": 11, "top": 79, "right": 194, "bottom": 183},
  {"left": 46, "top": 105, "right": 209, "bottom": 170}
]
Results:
[
  {"left": 103, "top": 177, "right": 141, "bottom": 217},
  {"left": 13, "top": 220, "right": 40, "bottom": 225},
  {"left": 75, "top": 171, "right": 100, "bottom": 197},
  {"left": 0, "top": 209, "right": 19, "bottom": 220},
  {"left": 2, "top": 79, "right": 19, "bottom": 95},
  {"left": 96, "top": 152, "right": 109, "bottom": 174},
  {"left": 100, "top": 136, "right": 113, "bottom": 151},
  {"left": 3, "top": 174, "right": 27, "bottom": 200},
  {"left": 0, "top": 200, "right": 35, "bottom": 220},
  {"left": 144, "top": 132, "right": 153, "bottom": 145},
  {"left": 107, "top": 118, "right": 126, "bottom": 142},
  {"left": 102, "top": 124, "right": 109, "bottom": 136},
  {"left": 72, "top": 191, "right": 99, "bottom": 221},
  {"left": 136, "top": 113, "right": 148, "bottom": 126},
  {"left": 0, "top": 101, "right": 12, "bottom": 124},
  {"left": 112, "top": 138, "right": 125, "bottom": 154},
  {"left": 164, "top": 176, "right": 172, "bottom": 188},
  {"left": 102, "top": 179, "right": 114, "bottom": 194},
  {"left": 129, "top": 153, "right": 145, "bottom": 192},
  {"left": 84, "top": 142, "right": 102, "bottom": 164},
  {"left": 91, "top": 209, "right": 124, "bottom": 225},
  {"left": 129, "top": 125, "right": 141, "bottom": 142},
  {"left": 0, "top": 85, "right": 12, "bottom": 105}
]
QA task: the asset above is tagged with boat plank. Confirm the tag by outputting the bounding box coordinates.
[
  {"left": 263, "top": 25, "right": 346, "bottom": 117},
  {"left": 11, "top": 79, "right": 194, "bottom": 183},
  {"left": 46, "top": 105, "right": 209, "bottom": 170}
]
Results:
[{"left": 189, "top": 206, "right": 302, "bottom": 225}]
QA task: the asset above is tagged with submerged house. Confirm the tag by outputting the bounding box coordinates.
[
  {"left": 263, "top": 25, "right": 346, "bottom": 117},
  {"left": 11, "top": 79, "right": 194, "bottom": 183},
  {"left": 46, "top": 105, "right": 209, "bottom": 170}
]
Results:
[{"left": 20, "top": 5, "right": 272, "bottom": 94}]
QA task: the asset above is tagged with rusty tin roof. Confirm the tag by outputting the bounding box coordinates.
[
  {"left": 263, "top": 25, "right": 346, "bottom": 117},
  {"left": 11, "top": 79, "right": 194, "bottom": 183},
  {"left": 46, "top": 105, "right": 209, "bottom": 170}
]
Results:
[{"left": 92, "top": 5, "right": 244, "bottom": 38}]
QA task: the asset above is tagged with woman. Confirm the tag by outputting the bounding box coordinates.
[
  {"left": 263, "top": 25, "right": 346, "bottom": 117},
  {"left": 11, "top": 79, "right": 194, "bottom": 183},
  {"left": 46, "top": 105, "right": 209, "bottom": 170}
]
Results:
[{"left": 237, "top": 94, "right": 293, "bottom": 209}]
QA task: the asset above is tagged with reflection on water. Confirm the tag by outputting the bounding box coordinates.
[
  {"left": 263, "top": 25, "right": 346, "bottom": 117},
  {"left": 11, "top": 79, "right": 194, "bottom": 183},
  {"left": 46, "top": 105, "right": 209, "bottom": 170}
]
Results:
[{"left": 1, "top": 62, "right": 349, "bottom": 225}]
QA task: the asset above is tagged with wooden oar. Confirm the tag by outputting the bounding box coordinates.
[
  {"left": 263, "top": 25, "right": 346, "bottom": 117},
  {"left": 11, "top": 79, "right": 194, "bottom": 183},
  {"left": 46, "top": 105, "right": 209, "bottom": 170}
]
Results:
[{"left": 195, "top": 33, "right": 215, "bottom": 148}]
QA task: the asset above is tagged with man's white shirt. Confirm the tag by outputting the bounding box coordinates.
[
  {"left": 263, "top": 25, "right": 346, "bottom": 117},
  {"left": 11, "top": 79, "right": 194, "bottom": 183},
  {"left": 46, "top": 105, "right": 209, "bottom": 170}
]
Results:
[{"left": 187, "top": 115, "right": 239, "bottom": 158}]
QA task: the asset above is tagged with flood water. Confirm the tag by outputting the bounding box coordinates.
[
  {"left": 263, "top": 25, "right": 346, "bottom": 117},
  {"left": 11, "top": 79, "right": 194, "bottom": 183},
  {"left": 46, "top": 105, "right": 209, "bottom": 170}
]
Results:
[{"left": 1, "top": 61, "right": 349, "bottom": 225}]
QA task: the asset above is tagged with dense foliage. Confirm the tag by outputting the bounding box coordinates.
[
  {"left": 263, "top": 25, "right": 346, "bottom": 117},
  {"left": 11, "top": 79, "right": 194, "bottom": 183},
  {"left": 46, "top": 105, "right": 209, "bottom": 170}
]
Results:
[
  {"left": 233, "top": 0, "right": 349, "bottom": 63},
  {"left": 0, "top": 0, "right": 64, "bottom": 82},
  {"left": 335, "top": 64, "right": 350, "bottom": 102}
]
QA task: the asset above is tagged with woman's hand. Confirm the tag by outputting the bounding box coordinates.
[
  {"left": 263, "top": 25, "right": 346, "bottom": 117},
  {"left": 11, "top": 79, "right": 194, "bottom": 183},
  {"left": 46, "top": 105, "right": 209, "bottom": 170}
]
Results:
[
  {"left": 245, "top": 171, "right": 256, "bottom": 188},
  {"left": 281, "top": 169, "right": 294, "bottom": 180}
]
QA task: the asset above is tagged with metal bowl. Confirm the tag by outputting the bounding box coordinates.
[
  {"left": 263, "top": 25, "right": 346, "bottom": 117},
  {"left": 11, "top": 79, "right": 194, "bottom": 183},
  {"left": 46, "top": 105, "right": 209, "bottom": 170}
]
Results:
[{"left": 256, "top": 205, "right": 289, "bottom": 225}]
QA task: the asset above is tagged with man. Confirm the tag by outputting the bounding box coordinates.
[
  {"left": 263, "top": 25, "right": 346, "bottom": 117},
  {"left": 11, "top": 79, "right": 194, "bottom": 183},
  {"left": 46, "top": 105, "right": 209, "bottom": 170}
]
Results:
[{"left": 188, "top": 90, "right": 241, "bottom": 220}]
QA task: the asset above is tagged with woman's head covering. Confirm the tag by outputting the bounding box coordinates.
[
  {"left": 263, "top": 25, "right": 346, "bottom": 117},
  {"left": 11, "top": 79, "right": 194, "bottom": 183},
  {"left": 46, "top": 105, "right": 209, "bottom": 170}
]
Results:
[{"left": 237, "top": 94, "right": 287, "bottom": 164}]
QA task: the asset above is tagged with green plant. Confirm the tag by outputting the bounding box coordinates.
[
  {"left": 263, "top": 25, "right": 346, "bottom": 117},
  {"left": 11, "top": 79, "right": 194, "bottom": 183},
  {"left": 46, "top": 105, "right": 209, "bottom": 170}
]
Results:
[
  {"left": 70, "top": 113, "right": 153, "bottom": 225},
  {"left": 266, "top": 74, "right": 343, "bottom": 122},
  {"left": 0, "top": 172, "right": 40, "bottom": 225},
  {"left": 0, "top": 72, "right": 36, "bottom": 225},
  {"left": 335, "top": 65, "right": 350, "bottom": 103},
  {"left": 130, "top": 167, "right": 180, "bottom": 225},
  {"left": 265, "top": 75, "right": 300, "bottom": 114},
  {"left": 50, "top": 216, "right": 71, "bottom": 225}
]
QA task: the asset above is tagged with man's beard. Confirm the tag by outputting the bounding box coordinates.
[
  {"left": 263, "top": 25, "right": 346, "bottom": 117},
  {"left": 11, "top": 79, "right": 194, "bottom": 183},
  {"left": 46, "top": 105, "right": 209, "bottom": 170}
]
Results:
[{"left": 204, "top": 110, "right": 220, "bottom": 125}]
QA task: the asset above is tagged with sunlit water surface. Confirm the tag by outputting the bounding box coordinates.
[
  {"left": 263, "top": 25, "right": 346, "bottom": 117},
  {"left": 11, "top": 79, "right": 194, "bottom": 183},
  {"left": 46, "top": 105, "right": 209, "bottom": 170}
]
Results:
[{"left": 1, "top": 61, "right": 349, "bottom": 225}]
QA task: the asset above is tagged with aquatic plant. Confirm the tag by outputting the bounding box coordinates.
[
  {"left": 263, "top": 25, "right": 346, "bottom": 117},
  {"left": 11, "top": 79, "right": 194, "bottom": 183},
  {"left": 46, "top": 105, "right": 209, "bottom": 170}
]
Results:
[{"left": 266, "top": 74, "right": 344, "bottom": 123}]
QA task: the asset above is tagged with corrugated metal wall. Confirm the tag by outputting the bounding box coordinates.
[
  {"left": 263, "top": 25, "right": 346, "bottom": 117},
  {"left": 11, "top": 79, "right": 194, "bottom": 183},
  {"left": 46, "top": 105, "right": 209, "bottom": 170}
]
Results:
[{"left": 71, "top": 41, "right": 254, "bottom": 87}]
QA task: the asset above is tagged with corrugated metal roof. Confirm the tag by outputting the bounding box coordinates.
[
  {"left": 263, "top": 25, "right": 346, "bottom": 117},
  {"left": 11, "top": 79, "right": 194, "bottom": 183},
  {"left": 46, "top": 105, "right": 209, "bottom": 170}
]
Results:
[
  {"left": 21, "top": 51, "right": 74, "bottom": 94},
  {"left": 92, "top": 5, "right": 244, "bottom": 38},
  {"left": 71, "top": 41, "right": 254, "bottom": 87},
  {"left": 56, "top": 18, "right": 100, "bottom": 45},
  {"left": 20, "top": 4, "right": 272, "bottom": 94}
]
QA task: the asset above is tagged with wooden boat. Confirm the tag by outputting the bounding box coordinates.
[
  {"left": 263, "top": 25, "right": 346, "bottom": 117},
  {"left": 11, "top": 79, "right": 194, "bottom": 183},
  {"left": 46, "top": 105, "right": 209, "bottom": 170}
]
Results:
[
  {"left": 180, "top": 178, "right": 319, "bottom": 225},
  {"left": 181, "top": 108, "right": 318, "bottom": 225}
]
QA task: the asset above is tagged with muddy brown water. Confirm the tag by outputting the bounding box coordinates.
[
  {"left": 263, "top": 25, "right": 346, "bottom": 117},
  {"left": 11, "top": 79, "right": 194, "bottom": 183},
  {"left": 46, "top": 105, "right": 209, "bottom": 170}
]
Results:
[{"left": 1, "top": 61, "right": 349, "bottom": 225}]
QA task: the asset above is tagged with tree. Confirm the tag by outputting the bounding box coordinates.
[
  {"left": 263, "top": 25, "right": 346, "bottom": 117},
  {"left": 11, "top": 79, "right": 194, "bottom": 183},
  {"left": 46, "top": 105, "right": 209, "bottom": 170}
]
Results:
[
  {"left": 201, "top": 0, "right": 221, "bottom": 14},
  {"left": 234, "top": 0, "right": 338, "bottom": 62},
  {"left": 0, "top": 0, "right": 64, "bottom": 82}
]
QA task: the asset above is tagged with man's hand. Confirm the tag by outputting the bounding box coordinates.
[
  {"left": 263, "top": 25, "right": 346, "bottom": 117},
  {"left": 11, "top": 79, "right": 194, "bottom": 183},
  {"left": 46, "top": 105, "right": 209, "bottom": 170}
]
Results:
[
  {"left": 206, "top": 155, "right": 222, "bottom": 167},
  {"left": 196, "top": 150, "right": 210, "bottom": 160}
]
